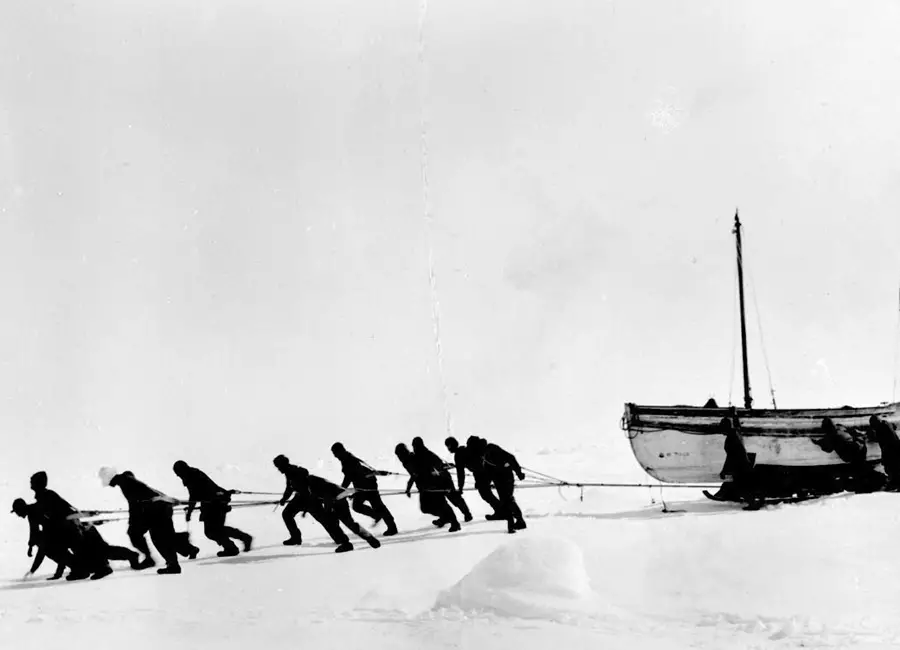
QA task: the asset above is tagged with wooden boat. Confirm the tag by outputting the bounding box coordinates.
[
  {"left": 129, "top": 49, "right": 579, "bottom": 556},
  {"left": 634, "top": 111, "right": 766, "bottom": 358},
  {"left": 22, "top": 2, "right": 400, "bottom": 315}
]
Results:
[{"left": 622, "top": 212, "right": 900, "bottom": 485}]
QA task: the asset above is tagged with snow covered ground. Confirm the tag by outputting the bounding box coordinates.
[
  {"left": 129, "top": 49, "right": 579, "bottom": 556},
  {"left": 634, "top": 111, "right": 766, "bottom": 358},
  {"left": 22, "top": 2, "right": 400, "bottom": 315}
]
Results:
[{"left": 2, "top": 438, "right": 899, "bottom": 650}]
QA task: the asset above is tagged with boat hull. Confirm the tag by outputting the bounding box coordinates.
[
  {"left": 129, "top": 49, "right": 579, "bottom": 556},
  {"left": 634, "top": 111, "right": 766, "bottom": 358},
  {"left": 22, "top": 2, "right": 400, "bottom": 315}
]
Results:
[{"left": 622, "top": 402, "right": 900, "bottom": 483}]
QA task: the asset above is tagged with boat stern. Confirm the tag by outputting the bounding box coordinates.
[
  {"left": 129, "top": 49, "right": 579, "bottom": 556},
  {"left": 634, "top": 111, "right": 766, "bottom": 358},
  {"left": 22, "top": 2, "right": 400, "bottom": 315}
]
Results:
[{"left": 620, "top": 403, "right": 634, "bottom": 434}]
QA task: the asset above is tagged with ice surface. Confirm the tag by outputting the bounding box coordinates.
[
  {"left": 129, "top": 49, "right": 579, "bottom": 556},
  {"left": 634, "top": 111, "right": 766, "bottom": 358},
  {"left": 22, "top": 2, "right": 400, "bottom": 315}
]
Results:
[{"left": 3, "top": 441, "right": 899, "bottom": 650}]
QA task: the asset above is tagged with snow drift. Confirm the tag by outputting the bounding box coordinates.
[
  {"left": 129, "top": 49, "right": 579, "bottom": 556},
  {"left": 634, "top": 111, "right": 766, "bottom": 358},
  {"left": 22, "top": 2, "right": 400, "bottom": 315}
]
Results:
[
  {"left": 432, "top": 534, "right": 600, "bottom": 622},
  {"left": 4, "top": 443, "right": 900, "bottom": 650}
]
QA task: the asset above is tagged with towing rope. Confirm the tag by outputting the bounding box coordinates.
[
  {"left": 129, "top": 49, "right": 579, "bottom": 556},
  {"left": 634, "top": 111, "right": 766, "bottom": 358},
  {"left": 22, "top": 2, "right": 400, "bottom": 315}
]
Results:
[{"left": 66, "top": 473, "right": 718, "bottom": 523}]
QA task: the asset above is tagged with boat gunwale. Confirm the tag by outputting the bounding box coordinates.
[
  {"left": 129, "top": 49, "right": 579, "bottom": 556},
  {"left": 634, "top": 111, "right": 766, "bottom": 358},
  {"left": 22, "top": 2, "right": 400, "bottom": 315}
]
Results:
[{"left": 624, "top": 401, "right": 900, "bottom": 419}]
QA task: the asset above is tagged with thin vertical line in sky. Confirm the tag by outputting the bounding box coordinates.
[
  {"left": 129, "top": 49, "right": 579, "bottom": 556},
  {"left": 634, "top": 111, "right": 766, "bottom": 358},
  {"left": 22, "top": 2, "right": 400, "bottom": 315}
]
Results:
[
  {"left": 417, "top": 0, "right": 454, "bottom": 438},
  {"left": 892, "top": 284, "right": 900, "bottom": 402}
]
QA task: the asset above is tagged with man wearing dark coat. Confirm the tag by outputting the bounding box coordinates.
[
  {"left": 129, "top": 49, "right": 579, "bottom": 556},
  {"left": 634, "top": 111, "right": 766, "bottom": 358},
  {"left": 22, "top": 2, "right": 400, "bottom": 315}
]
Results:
[
  {"left": 173, "top": 460, "right": 253, "bottom": 557},
  {"left": 394, "top": 443, "right": 460, "bottom": 532},
  {"left": 330, "top": 443, "right": 398, "bottom": 536},
  {"left": 465, "top": 436, "right": 527, "bottom": 534},
  {"left": 11, "top": 497, "right": 72, "bottom": 581},
  {"left": 814, "top": 417, "right": 867, "bottom": 465},
  {"left": 870, "top": 415, "right": 900, "bottom": 487},
  {"left": 273, "top": 455, "right": 314, "bottom": 545},
  {"left": 411, "top": 437, "right": 472, "bottom": 523},
  {"left": 274, "top": 454, "right": 381, "bottom": 553},
  {"left": 445, "top": 435, "right": 502, "bottom": 519},
  {"left": 100, "top": 467, "right": 199, "bottom": 575},
  {"left": 715, "top": 417, "right": 764, "bottom": 506},
  {"left": 29, "top": 471, "right": 100, "bottom": 580}
]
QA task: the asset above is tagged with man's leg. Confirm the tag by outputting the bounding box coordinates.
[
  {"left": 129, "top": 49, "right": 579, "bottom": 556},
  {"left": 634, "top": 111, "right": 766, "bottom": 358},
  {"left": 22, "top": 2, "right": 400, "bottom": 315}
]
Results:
[{"left": 281, "top": 497, "right": 306, "bottom": 545}]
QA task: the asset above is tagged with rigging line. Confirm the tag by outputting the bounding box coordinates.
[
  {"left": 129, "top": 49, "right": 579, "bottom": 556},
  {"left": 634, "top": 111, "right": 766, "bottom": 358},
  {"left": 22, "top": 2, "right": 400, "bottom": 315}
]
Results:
[
  {"left": 749, "top": 278, "right": 778, "bottom": 409},
  {"left": 742, "top": 231, "right": 777, "bottom": 409},
  {"left": 893, "top": 284, "right": 900, "bottom": 402},
  {"left": 521, "top": 466, "right": 567, "bottom": 484},
  {"left": 346, "top": 480, "right": 721, "bottom": 496},
  {"left": 417, "top": 0, "right": 453, "bottom": 437}
]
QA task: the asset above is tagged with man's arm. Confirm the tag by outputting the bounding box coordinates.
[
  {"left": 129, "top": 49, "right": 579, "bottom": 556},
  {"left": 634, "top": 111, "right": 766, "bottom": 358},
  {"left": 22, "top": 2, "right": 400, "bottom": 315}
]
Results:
[
  {"left": 280, "top": 478, "right": 293, "bottom": 505},
  {"left": 340, "top": 461, "right": 353, "bottom": 489},
  {"left": 427, "top": 450, "right": 447, "bottom": 471},
  {"left": 28, "top": 546, "right": 46, "bottom": 575},
  {"left": 203, "top": 473, "right": 231, "bottom": 500},
  {"left": 27, "top": 513, "right": 40, "bottom": 550},
  {"left": 184, "top": 493, "right": 198, "bottom": 521},
  {"left": 506, "top": 451, "right": 524, "bottom": 477},
  {"left": 492, "top": 446, "right": 525, "bottom": 479},
  {"left": 455, "top": 451, "right": 466, "bottom": 491}
]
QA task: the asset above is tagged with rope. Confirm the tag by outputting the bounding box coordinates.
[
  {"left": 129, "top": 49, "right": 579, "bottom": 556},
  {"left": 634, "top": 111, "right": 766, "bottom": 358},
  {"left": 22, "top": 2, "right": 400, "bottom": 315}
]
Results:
[
  {"left": 231, "top": 490, "right": 283, "bottom": 497},
  {"left": 533, "top": 481, "right": 717, "bottom": 489},
  {"left": 219, "top": 499, "right": 281, "bottom": 509},
  {"left": 657, "top": 481, "right": 669, "bottom": 511},
  {"left": 728, "top": 240, "right": 738, "bottom": 406},
  {"left": 60, "top": 479, "right": 718, "bottom": 525},
  {"left": 68, "top": 497, "right": 283, "bottom": 520},
  {"left": 520, "top": 466, "right": 568, "bottom": 484},
  {"left": 749, "top": 272, "right": 777, "bottom": 409},
  {"left": 338, "top": 478, "right": 721, "bottom": 499},
  {"left": 63, "top": 464, "right": 725, "bottom": 522},
  {"left": 742, "top": 229, "right": 778, "bottom": 409},
  {"left": 893, "top": 284, "right": 900, "bottom": 402}
]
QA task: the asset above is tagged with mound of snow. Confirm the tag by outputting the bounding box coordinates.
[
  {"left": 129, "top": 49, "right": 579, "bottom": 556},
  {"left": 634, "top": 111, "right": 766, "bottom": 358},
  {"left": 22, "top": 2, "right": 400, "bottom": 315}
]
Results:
[{"left": 432, "top": 535, "right": 598, "bottom": 622}]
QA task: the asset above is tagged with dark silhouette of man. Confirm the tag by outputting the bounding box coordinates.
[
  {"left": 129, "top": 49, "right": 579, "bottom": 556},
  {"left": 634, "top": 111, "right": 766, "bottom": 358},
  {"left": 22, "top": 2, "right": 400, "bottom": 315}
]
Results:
[
  {"left": 21, "top": 483, "right": 140, "bottom": 581},
  {"left": 29, "top": 471, "right": 97, "bottom": 580},
  {"left": 394, "top": 443, "right": 460, "bottom": 532},
  {"left": 273, "top": 454, "right": 381, "bottom": 553},
  {"left": 445, "top": 435, "right": 502, "bottom": 519},
  {"left": 411, "top": 437, "right": 472, "bottom": 523},
  {"left": 716, "top": 417, "right": 763, "bottom": 507},
  {"left": 100, "top": 467, "right": 199, "bottom": 575},
  {"left": 871, "top": 415, "right": 900, "bottom": 488},
  {"left": 173, "top": 460, "right": 253, "bottom": 557},
  {"left": 466, "top": 436, "right": 527, "bottom": 533},
  {"left": 330, "top": 443, "right": 398, "bottom": 536},
  {"left": 273, "top": 455, "right": 313, "bottom": 545},
  {"left": 815, "top": 417, "right": 867, "bottom": 464},
  {"left": 11, "top": 498, "right": 72, "bottom": 581}
]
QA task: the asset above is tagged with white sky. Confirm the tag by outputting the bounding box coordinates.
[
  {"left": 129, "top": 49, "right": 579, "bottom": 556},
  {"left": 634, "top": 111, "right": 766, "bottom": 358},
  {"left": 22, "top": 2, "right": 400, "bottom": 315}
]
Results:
[{"left": 1, "top": 0, "right": 900, "bottom": 503}]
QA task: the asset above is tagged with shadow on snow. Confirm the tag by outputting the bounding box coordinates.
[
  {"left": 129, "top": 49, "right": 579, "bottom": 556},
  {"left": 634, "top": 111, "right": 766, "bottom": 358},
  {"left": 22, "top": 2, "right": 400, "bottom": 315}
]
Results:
[
  {"left": 532, "top": 490, "right": 859, "bottom": 522},
  {"left": 0, "top": 521, "right": 510, "bottom": 590},
  {"left": 1, "top": 492, "right": 862, "bottom": 590},
  {"left": 202, "top": 523, "right": 511, "bottom": 567}
]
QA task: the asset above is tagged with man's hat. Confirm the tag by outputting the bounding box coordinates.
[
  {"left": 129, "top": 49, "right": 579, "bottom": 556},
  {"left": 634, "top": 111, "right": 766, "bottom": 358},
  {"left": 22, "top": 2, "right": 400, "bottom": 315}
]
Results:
[{"left": 98, "top": 466, "right": 118, "bottom": 487}]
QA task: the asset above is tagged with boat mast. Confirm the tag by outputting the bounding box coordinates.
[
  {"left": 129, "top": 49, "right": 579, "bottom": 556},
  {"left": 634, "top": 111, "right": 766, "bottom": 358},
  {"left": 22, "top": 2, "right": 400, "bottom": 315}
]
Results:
[{"left": 733, "top": 210, "right": 753, "bottom": 409}]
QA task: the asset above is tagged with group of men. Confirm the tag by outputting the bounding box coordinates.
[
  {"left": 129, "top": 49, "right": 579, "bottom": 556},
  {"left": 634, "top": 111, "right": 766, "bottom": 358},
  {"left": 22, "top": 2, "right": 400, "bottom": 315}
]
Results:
[
  {"left": 716, "top": 413, "right": 900, "bottom": 505},
  {"left": 273, "top": 434, "right": 528, "bottom": 552},
  {"left": 11, "top": 462, "right": 253, "bottom": 581},
  {"left": 11, "top": 433, "right": 529, "bottom": 581},
  {"left": 396, "top": 434, "right": 527, "bottom": 535},
  {"left": 11, "top": 471, "right": 142, "bottom": 582}
]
